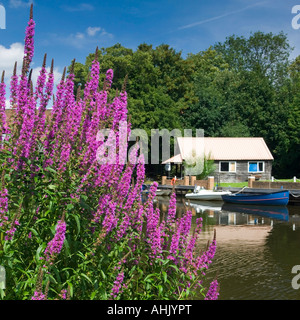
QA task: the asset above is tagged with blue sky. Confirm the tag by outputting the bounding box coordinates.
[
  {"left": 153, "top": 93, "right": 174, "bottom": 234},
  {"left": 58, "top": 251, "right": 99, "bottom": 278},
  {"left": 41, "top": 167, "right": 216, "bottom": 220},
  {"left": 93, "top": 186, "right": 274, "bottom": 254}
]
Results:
[{"left": 0, "top": 0, "right": 300, "bottom": 86}]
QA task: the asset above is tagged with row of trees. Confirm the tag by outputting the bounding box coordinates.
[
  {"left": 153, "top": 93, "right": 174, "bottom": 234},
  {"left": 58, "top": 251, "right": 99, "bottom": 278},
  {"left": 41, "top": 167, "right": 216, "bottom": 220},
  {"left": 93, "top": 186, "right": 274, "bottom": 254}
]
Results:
[{"left": 71, "top": 32, "right": 300, "bottom": 177}]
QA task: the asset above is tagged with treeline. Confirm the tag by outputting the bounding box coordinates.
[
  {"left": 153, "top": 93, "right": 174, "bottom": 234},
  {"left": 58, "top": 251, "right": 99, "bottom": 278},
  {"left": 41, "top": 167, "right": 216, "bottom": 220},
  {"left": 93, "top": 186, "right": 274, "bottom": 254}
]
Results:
[{"left": 71, "top": 31, "right": 300, "bottom": 177}]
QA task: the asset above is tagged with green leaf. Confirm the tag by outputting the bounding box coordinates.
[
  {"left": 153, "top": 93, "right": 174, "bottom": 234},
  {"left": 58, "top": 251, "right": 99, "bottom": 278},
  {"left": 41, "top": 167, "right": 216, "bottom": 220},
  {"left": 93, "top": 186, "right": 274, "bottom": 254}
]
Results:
[
  {"left": 28, "top": 228, "right": 39, "bottom": 237},
  {"left": 90, "top": 291, "right": 97, "bottom": 300},
  {"left": 81, "top": 273, "right": 93, "bottom": 284},
  {"left": 162, "top": 271, "right": 167, "bottom": 283},
  {"left": 100, "top": 270, "right": 106, "bottom": 280},
  {"left": 67, "top": 203, "right": 74, "bottom": 210},
  {"left": 71, "top": 214, "right": 81, "bottom": 237},
  {"left": 64, "top": 238, "right": 70, "bottom": 257},
  {"left": 36, "top": 243, "right": 46, "bottom": 262},
  {"left": 158, "top": 285, "right": 163, "bottom": 296},
  {"left": 45, "top": 167, "right": 57, "bottom": 174},
  {"left": 67, "top": 282, "right": 73, "bottom": 298}
]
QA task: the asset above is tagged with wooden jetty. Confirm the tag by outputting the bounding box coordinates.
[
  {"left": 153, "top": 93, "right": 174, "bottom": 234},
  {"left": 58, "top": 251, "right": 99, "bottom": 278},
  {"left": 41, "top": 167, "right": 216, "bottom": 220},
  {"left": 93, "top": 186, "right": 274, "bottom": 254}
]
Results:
[
  {"left": 157, "top": 184, "right": 194, "bottom": 195},
  {"left": 156, "top": 185, "right": 300, "bottom": 204}
]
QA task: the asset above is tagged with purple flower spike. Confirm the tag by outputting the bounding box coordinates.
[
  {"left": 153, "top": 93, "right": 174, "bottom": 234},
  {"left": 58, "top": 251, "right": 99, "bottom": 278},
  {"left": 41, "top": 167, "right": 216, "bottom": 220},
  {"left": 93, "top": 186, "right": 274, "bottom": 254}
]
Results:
[{"left": 44, "top": 218, "right": 66, "bottom": 262}]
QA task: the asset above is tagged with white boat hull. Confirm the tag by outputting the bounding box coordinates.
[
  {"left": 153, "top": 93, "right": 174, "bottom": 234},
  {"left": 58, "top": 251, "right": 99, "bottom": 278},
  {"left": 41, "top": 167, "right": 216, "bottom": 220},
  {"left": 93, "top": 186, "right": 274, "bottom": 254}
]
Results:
[
  {"left": 156, "top": 189, "right": 171, "bottom": 196},
  {"left": 185, "top": 190, "right": 231, "bottom": 201}
]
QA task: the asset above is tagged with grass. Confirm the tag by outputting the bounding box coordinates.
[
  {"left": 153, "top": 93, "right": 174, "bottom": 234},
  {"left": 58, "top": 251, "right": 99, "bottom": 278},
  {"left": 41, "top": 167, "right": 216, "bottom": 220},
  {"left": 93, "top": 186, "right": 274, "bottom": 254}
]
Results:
[
  {"left": 215, "top": 182, "right": 248, "bottom": 188},
  {"left": 260, "top": 179, "right": 300, "bottom": 182}
]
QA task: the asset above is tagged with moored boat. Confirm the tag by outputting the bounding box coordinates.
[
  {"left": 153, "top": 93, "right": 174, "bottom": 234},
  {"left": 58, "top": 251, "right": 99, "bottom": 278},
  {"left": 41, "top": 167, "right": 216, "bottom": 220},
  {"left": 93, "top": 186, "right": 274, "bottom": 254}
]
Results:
[
  {"left": 221, "top": 190, "right": 289, "bottom": 206},
  {"left": 185, "top": 186, "right": 231, "bottom": 201}
]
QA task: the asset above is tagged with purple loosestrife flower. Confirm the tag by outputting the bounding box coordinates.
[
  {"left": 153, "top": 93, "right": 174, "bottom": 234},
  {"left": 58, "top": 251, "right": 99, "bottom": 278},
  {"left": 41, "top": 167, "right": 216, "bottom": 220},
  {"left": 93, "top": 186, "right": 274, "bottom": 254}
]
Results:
[
  {"left": 34, "top": 55, "right": 47, "bottom": 101},
  {"left": 144, "top": 182, "right": 158, "bottom": 218},
  {"left": 120, "top": 157, "right": 144, "bottom": 231},
  {"left": 104, "top": 69, "right": 114, "bottom": 89},
  {"left": 0, "top": 187, "right": 8, "bottom": 224},
  {"left": 147, "top": 207, "right": 162, "bottom": 258},
  {"left": 12, "top": 7, "right": 35, "bottom": 138},
  {"left": 4, "top": 218, "right": 20, "bottom": 241},
  {"left": 31, "top": 291, "right": 46, "bottom": 300},
  {"left": 83, "top": 51, "right": 100, "bottom": 112},
  {"left": 130, "top": 202, "right": 144, "bottom": 237},
  {"left": 0, "top": 72, "right": 8, "bottom": 145},
  {"left": 117, "top": 164, "right": 134, "bottom": 199},
  {"left": 196, "top": 238, "right": 217, "bottom": 271},
  {"left": 168, "top": 211, "right": 192, "bottom": 260},
  {"left": 12, "top": 73, "right": 29, "bottom": 137},
  {"left": 110, "top": 271, "right": 124, "bottom": 299},
  {"left": 184, "top": 217, "right": 203, "bottom": 262},
  {"left": 102, "top": 200, "right": 118, "bottom": 234},
  {"left": 23, "top": 6, "right": 35, "bottom": 75},
  {"left": 59, "top": 289, "right": 67, "bottom": 300},
  {"left": 116, "top": 210, "right": 131, "bottom": 241},
  {"left": 92, "top": 194, "right": 111, "bottom": 224},
  {"left": 168, "top": 225, "right": 180, "bottom": 261},
  {"left": 43, "top": 69, "right": 67, "bottom": 167},
  {"left": 44, "top": 218, "right": 66, "bottom": 263},
  {"left": 9, "top": 62, "right": 18, "bottom": 110},
  {"left": 33, "top": 58, "right": 54, "bottom": 148},
  {"left": 162, "top": 192, "right": 176, "bottom": 250},
  {"left": 178, "top": 210, "right": 192, "bottom": 243},
  {"left": 15, "top": 83, "right": 36, "bottom": 168},
  {"left": 167, "top": 192, "right": 177, "bottom": 225},
  {"left": 57, "top": 71, "right": 76, "bottom": 172},
  {"left": 205, "top": 279, "right": 219, "bottom": 300}
]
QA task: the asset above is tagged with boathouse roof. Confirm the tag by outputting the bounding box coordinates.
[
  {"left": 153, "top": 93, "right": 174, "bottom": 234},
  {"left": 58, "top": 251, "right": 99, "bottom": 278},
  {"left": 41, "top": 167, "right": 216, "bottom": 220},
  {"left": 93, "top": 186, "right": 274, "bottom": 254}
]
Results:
[{"left": 162, "top": 137, "right": 274, "bottom": 163}]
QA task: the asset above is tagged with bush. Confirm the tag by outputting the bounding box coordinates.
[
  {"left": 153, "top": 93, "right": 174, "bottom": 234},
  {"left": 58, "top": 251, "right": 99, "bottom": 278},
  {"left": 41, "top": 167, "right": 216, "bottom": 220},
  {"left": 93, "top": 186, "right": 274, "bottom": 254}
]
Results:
[{"left": 0, "top": 5, "right": 218, "bottom": 300}]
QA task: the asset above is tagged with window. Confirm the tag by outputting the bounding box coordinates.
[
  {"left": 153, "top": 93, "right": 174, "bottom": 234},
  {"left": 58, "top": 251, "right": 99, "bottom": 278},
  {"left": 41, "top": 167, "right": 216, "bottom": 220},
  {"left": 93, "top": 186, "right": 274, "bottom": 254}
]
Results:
[
  {"left": 248, "top": 161, "right": 264, "bottom": 173},
  {"left": 219, "top": 161, "right": 236, "bottom": 172}
]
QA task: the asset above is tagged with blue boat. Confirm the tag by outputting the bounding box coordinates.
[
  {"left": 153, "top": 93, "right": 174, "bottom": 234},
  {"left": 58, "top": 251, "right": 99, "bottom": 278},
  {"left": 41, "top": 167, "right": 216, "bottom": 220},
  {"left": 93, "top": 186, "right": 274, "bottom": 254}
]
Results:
[{"left": 221, "top": 190, "right": 289, "bottom": 206}]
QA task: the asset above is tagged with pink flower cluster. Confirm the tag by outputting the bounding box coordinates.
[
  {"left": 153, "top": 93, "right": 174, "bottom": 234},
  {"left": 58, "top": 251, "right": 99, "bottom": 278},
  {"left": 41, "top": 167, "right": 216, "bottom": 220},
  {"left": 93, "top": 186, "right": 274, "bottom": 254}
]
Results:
[
  {"left": 44, "top": 219, "right": 66, "bottom": 262},
  {"left": 110, "top": 271, "right": 125, "bottom": 298},
  {"left": 205, "top": 279, "right": 219, "bottom": 300}
]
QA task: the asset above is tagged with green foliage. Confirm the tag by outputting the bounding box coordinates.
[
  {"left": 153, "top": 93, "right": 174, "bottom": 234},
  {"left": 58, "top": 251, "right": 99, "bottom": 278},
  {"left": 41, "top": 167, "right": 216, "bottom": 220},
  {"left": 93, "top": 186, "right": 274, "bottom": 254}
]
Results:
[
  {"left": 72, "top": 32, "right": 300, "bottom": 177},
  {"left": 183, "top": 153, "right": 216, "bottom": 180}
]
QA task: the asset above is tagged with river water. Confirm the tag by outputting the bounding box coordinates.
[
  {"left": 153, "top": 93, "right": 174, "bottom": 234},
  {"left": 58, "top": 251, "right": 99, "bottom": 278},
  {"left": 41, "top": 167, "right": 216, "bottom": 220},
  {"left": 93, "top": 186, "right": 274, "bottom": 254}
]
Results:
[{"left": 154, "top": 195, "right": 300, "bottom": 300}]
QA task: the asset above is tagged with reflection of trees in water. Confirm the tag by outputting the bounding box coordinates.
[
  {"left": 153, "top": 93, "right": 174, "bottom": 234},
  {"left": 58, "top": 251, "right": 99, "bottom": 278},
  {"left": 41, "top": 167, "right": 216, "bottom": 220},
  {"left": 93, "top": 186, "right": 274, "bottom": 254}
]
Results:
[{"left": 265, "top": 223, "right": 300, "bottom": 267}]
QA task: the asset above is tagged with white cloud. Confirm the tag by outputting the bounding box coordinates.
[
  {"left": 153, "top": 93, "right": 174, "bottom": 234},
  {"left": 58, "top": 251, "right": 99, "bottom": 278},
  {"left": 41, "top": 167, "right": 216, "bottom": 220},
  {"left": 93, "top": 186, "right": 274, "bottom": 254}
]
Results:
[
  {"left": 76, "top": 32, "right": 85, "bottom": 40},
  {"left": 0, "top": 42, "right": 24, "bottom": 78},
  {"left": 48, "top": 27, "right": 113, "bottom": 49},
  {"left": 0, "top": 42, "right": 62, "bottom": 99},
  {"left": 87, "top": 27, "right": 101, "bottom": 37}
]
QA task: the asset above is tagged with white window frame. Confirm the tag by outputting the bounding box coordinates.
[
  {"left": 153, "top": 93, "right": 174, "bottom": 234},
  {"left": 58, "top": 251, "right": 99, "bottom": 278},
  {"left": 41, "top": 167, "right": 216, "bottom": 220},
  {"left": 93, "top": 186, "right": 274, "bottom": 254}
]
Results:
[
  {"left": 219, "top": 161, "right": 236, "bottom": 173},
  {"left": 248, "top": 161, "right": 265, "bottom": 173}
]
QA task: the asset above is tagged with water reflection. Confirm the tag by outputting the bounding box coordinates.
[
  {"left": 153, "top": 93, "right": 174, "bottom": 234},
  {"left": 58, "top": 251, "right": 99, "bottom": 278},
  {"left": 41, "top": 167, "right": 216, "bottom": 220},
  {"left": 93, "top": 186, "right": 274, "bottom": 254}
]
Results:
[{"left": 153, "top": 195, "right": 300, "bottom": 300}]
